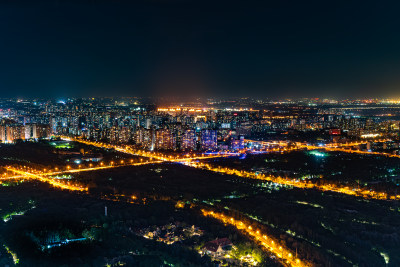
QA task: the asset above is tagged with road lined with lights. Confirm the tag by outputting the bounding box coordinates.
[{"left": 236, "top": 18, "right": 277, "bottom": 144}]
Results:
[
  {"left": 0, "top": 159, "right": 164, "bottom": 181},
  {"left": 319, "top": 146, "right": 400, "bottom": 158},
  {"left": 5, "top": 155, "right": 398, "bottom": 200},
  {"left": 184, "top": 162, "right": 400, "bottom": 200},
  {"left": 247, "top": 139, "right": 400, "bottom": 160},
  {"left": 201, "top": 209, "right": 308, "bottom": 267},
  {"left": 57, "top": 137, "right": 400, "bottom": 200},
  {"left": 6, "top": 167, "right": 88, "bottom": 191},
  {"left": 69, "top": 136, "right": 398, "bottom": 161}
]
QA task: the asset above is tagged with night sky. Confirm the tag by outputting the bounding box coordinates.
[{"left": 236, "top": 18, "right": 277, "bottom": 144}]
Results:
[{"left": 1, "top": 1, "right": 400, "bottom": 98}]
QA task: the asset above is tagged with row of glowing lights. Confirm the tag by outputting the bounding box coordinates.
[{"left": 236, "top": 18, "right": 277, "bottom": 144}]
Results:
[
  {"left": 70, "top": 137, "right": 400, "bottom": 200},
  {"left": 185, "top": 162, "right": 400, "bottom": 200},
  {"left": 0, "top": 151, "right": 230, "bottom": 192},
  {"left": 72, "top": 137, "right": 363, "bottom": 158},
  {"left": 1, "top": 158, "right": 165, "bottom": 191},
  {"left": 158, "top": 108, "right": 207, "bottom": 112},
  {"left": 1, "top": 159, "right": 151, "bottom": 178},
  {"left": 157, "top": 107, "right": 256, "bottom": 112},
  {"left": 295, "top": 140, "right": 400, "bottom": 159},
  {"left": 5, "top": 167, "right": 88, "bottom": 192},
  {"left": 201, "top": 210, "right": 307, "bottom": 267},
  {"left": 72, "top": 136, "right": 391, "bottom": 159},
  {"left": 249, "top": 139, "right": 400, "bottom": 160},
  {"left": 262, "top": 141, "right": 400, "bottom": 162},
  {"left": 68, "top": 137, "right": 300, "bottom": 159},
  {"left": 247, "top": 139, "right": 388, "bottom": 148},
  {"left": 320, "top": 146, "right": 400, "bottom": 158},
  {"left": 3, "top": 245, "right": 19, "bottom": 265}
]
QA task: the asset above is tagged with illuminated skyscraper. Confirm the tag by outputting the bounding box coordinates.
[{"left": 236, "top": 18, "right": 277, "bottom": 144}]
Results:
[
  {"left": 181, "top": 129, "right": 197, "bottom": 150},
  {"left": 201, "top": 129, "right": 217, "bottom": 151}
]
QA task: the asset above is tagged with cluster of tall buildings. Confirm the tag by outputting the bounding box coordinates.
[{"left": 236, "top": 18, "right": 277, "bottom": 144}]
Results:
[
  {"left": 134, "top": 128, "right": 223, "bottom": 151},
  {"left": 1, "top": 98, "right": 400, "bottom": 149},
  {"left": 0, "top": 119, "right": 50, "bottom": 143}
]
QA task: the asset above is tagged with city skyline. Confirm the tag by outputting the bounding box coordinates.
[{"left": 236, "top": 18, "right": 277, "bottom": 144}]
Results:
[{"left": 1, "top": 2, "right": 400, "bottom": 266}]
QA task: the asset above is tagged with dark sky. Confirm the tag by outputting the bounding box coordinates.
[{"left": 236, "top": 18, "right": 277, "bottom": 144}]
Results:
[{"left": 1, "top": 0, "right": 400, "bottom": 99}]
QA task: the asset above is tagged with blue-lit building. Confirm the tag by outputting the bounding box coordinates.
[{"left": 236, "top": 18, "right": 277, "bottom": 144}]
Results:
[
  {"left": 181, "top": 129, "right": 197, "bottom": 151},
  {"left": 201, "top": 129, "right": 217, "bottom": 151}
]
